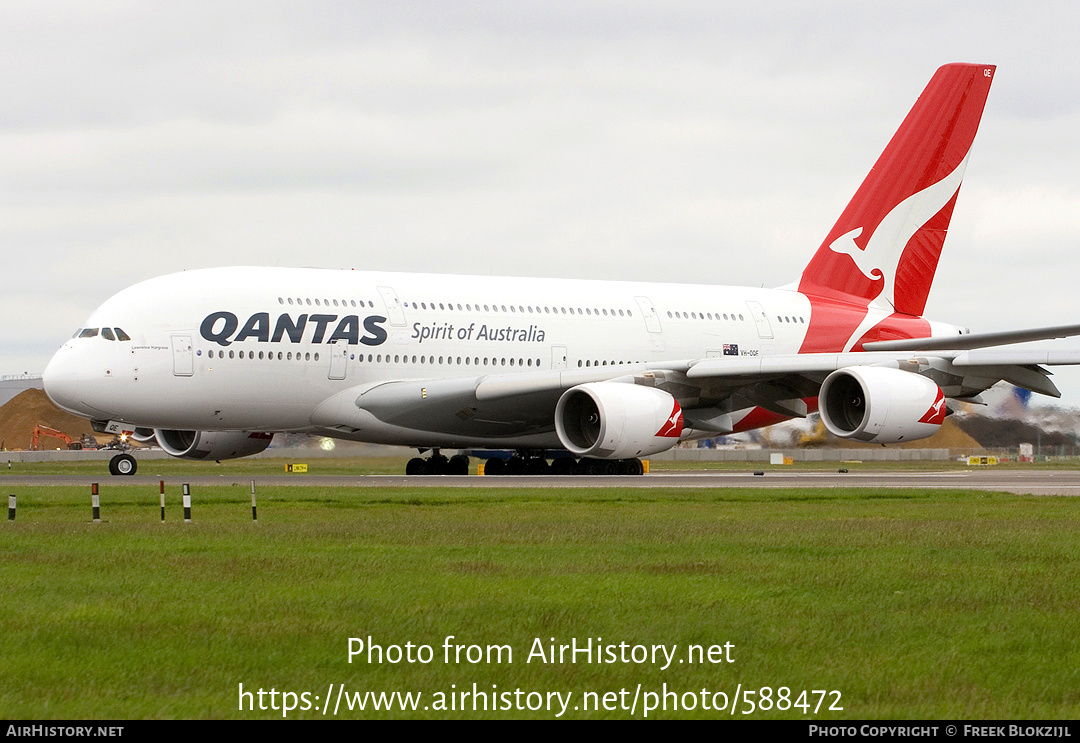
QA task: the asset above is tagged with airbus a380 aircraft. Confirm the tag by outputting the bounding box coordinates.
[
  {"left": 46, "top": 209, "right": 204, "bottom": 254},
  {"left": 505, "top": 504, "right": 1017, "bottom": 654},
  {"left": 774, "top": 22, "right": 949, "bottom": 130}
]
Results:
[{"left": 43, "top": 64, "right": 1080, "bottom": 476}]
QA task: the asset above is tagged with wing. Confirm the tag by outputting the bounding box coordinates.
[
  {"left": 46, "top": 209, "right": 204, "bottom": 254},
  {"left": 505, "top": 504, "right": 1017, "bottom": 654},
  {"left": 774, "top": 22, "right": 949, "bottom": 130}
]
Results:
[
  {"left": 862, "top": 323, "right": 1080, "bottom": 352},
  {"left": 310, "top": 326, "right": 1080, "bottom": 451},
  {"left": 309, "top": 363, "right": 695, "bottom": 447}
]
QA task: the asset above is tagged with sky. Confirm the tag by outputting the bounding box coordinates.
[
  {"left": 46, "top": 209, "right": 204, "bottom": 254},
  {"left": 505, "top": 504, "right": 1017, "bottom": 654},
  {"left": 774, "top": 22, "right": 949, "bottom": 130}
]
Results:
[{"left": 4, "top": 1, "right": 1080, "bottom": 404}]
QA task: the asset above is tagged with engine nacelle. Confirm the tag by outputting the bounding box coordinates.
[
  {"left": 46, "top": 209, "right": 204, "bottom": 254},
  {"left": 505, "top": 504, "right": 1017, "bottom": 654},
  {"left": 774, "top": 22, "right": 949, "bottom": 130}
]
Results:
[
  {"left": 555, "top": 382, "right": 684, "bottom": 459},
  {"left": 130, "top": 427, "right": 157, "bottom": 445},
  {"left": 154, "top": 429, "right": 274, "bottom": 460},
  {"left": 819, "top": 367, "right": 946, "bottom": 444}
]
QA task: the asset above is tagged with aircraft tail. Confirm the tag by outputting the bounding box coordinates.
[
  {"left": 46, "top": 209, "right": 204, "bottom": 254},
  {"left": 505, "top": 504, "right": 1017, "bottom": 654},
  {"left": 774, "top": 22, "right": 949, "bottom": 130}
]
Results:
[{"left": 797, "top": 63, "right": 996, "bottom": 317}]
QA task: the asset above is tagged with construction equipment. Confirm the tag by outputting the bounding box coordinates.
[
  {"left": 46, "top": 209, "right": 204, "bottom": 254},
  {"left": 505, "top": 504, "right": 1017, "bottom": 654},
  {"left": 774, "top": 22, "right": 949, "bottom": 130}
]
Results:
[{"left": 31, "top": 425, "right": 76, "bottom": 450}]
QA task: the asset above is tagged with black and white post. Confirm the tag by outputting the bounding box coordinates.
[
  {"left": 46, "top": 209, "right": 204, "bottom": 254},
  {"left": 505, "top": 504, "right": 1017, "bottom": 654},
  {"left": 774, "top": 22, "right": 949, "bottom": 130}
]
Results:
[
  {"left": 7, "top": 495, "right": 14, "bottom": 521},
  {"left": 91, "top": 483, "right": 100, "bottom": 523},
  {"left": 159, "top": 480, "right": 166, "bottom": 522},
  {"left": 250, "top": 480, "right": 257, "bottom": 522},
  {"left": 182, "top": 483, "right": 192, "bottom": 524}
]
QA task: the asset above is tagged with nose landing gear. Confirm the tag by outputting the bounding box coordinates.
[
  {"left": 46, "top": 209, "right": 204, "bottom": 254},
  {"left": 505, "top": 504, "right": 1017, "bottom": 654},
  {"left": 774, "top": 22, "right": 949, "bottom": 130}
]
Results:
[{"left": 108, "top": 453, "right": 138, "bottom": 476}]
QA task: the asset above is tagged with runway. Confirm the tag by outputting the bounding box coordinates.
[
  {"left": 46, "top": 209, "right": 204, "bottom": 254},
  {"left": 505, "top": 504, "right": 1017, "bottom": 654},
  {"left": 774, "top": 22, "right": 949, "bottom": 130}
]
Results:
[{"left": 6, "top": 469, "right": 1080, "bottom": 495}]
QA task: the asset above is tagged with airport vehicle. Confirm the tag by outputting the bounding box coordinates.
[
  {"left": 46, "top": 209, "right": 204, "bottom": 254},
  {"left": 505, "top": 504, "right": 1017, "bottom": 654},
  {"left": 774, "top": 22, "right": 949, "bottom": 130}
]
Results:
[{"left": 42, "top": 63, "right": 1080, "bottom": 475}]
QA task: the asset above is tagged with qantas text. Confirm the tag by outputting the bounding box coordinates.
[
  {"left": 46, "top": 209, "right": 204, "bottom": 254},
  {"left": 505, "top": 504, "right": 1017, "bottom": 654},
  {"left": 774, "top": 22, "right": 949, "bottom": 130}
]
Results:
[{"left": 200, "top": 311, "right": 388, "bottom": 348}]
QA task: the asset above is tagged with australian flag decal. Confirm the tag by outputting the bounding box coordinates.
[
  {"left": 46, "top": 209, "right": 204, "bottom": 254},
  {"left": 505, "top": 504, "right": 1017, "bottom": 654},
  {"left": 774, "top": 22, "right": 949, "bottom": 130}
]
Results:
[{"left": 723, "top": 344, "right": 739, "bottom": 356}]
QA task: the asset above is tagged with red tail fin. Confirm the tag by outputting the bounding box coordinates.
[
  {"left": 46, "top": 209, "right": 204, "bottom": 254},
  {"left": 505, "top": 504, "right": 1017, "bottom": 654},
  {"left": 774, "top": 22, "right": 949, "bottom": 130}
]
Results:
[{"left": 798, "top": 64, "right": 995, "bottom": 317}]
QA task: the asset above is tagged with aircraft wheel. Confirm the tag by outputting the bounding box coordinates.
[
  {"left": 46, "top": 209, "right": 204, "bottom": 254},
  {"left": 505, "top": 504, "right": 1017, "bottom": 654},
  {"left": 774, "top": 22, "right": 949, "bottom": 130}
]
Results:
[
  {"left": 580, "top": 458, "right": 615, "bottom": 476},
  {"left": 551, "top": 457, "right": 576, "bottom": 476},
  {"left": 109, "top": 454, "right": 137, "bottom": 476},
  {"left": 406, "top": 457, "right": 427, "bottom": 475},
  {"left": 448, "top": 454, "right": 470, "bottom": 475},
  {"left": 484, "top": 458, "right": 506, "bottom": 476},
  {"left": 428, "top": 454, "right": 449, "bottom": 475},
  {"left": 526, "top": 457, "right": 550, "bottom": 475}
]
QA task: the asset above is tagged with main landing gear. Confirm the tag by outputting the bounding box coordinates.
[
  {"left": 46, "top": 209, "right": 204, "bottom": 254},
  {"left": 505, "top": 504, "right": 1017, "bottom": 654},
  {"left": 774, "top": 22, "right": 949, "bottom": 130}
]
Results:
[
  {"left": 108, "top": 453, "right": 137, "bottom": 476},
  {"left": 405, "top": 450, "right": 470, "bottom": 476},
  {"left": 404, "top": 450, "right": 645, "bottom": 476}
]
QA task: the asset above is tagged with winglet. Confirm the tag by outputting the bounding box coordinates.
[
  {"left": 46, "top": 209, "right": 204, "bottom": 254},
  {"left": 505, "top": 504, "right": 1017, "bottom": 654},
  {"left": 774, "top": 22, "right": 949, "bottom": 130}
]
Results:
[{"left": 798, "top": 64, "right": 996, "bottom": 317}]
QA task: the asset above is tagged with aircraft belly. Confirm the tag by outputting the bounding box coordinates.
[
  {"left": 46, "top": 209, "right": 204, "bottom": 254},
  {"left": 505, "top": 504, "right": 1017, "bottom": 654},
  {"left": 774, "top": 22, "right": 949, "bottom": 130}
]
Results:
[
  {"left": 375, "top": 394, "right": 559, "bottom": 437},
  {"left": 311, "top": 382, "right": 560, "bottom": 445}
]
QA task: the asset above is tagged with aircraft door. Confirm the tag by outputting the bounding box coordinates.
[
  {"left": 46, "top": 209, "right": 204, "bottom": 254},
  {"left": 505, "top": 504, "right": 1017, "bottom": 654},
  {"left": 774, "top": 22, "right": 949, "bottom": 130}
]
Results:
[
  {"left": 635, "top": 296, "right": 662, "bottom": 333},
  {"left": 328, "top": 339, "right": 348, "bottom": 380},
  {"left": 551, "top": 345, "right": 568, "bottom": 370},
  {"left": 744, "top": 301, "right": 774, "bottom": 339},
  {"left": 377, "top": 286, "right": 407, "bottom": 326},
  {"left": 171, "top": 334, "right": 193, "bottom": 377}
]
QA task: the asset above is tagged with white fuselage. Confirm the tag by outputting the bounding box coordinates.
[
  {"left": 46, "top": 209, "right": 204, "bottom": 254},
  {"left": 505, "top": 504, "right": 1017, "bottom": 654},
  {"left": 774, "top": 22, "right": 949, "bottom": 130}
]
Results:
[{"left": 42, "top": 266, "right": 956, "bottom": 450}]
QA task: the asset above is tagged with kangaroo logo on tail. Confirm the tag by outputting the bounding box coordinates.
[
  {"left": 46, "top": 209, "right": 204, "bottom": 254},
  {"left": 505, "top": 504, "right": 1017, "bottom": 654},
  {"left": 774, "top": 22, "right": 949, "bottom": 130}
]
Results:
[
  {"left": 796, "top": 64, "right": 995, "bottom": 353},
  {"left": 825, "top": 152, "right": 970, "bottom": 312}
]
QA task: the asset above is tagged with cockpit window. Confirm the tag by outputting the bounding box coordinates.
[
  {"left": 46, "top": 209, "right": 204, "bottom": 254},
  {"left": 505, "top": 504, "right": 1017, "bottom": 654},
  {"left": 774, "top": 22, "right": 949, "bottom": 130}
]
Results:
[{"left": 74, "top": 327, "right": 130, "bottom": 341}]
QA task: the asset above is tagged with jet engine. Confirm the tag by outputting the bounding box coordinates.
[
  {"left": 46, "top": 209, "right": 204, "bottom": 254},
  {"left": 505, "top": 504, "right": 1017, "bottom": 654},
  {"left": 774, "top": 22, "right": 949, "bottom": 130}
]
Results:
[
  {"left": 130, "top": 427, "right": 157, "bottom": 445},
  {"left": 554, "top": 382, "right": 684, "bottom": 459},
  {"left": 818, "top": 366, "right": 946, "bottom": 444},
  {"left": 154, "top": 429, "right": 274, "bottom": 460}
]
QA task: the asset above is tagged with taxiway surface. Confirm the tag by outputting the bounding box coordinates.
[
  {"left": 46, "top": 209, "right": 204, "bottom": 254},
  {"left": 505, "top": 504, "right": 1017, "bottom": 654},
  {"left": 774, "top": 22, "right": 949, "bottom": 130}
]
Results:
[{"left": 6, "top": 470, "right": 1080, "bottom": 495}]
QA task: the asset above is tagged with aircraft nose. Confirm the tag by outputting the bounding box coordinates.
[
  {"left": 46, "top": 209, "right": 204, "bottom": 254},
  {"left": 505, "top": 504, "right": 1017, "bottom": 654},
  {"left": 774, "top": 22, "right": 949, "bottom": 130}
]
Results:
[{"left": 43, "top": 345, "right": 83, "bottom": 415}]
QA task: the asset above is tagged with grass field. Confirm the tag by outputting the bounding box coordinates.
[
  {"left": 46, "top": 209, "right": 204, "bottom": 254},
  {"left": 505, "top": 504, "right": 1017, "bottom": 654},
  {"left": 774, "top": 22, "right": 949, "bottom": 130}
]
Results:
[{"left": 3, "top": 476, "right": 1079, "bottom": 719}]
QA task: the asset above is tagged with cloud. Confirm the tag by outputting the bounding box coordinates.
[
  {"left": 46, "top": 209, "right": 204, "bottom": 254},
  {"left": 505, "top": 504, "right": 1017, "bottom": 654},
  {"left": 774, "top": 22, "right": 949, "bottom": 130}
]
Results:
[{"left": 5, "top": 1, "right": 1080, "bottom": 400}]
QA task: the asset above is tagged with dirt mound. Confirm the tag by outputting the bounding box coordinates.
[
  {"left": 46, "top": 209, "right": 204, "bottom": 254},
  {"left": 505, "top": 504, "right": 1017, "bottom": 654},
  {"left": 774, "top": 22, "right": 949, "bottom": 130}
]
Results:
[{"left": 0, "top": 389, "right": 101, "bottom": 450}]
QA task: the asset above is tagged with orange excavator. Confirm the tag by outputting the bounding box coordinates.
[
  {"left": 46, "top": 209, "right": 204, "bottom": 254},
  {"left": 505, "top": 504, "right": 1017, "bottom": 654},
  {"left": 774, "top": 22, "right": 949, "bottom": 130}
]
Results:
[{"left": 30, "top": 425, "right": 83, "bottom": 450}]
